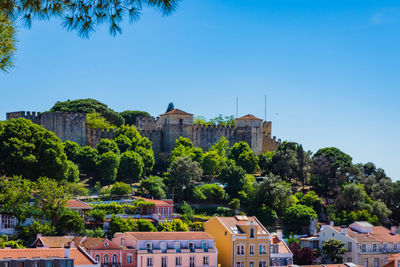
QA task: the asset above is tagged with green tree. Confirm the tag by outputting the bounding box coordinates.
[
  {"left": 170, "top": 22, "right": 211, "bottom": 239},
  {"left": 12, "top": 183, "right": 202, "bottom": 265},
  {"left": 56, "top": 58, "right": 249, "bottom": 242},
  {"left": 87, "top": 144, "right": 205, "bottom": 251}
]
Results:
[
  {"left": 166, "top": 102, "right": 175, "bottom": 113},
  {"left": 66, "top": 160, "right": 80, "bottom": 183},
  {"left": 110, "top": 215, "right": 129, "bottom": 234},
  {"left": 76, "top": 146, "right": 99, "bottom": 178},
  {"left": 218, "top": 161, "right": 247, "bottom": 199},
  {"left": 17, "top": 221, "right": 56, "bottom": 246},
  {"left": 299, "top": 191, "right": 324, "bottom": 214},
  {"left": 50, "top": 99, "right": 124, "bottom": 126},
  {"left": 0, "top": 12, "right": 16, "bottom": 72},
  {"left": 210, "top": 136, "right": 230, "bottom": 157},
  {"left": 258, "top": 151, "right": 274, "bottom": 173},
  {"left": 86, "top": 112, "right": 115, "bottom": 129},
  {"left": 56, "top": 209, "right": 85, "bottom": 235},
  {"left": 199, "top": 184, "right": 226, "bottom": 203},
  {"left": 169, "top": 137, "right": 201, "bottom": 163},
  {"left": 168, "top": 156, "right": 203, "bottom": 192},
  {"left": 138, "top": 176, "right": 166, "bottom": 199},
  {"left": 0, "top": 176, "right": 33, "bottom": 225},
  {"left": 111, "top": 182, "right": 131, "bottom": 197},
  {"left": 63, "top": 140, "right": 81, "bottom": 163},
  {"left": 271, "top": 142, "right": 300, "bottom": 181},
  {"left": 68, "top": 183, "right": 89, "bottom": 197},
  {"left": 321, "top": 238, "right": 347, "bottom": 264},
  {"left": 119, "top": 151, "right": 144, "bottom": 182},
  {"left": 98, "top": 151, "right": 120, "bottom": 184},
  {"left": 229, "top": 198, "right": 240, "bottom": 211},
  {"left": 283, "top": 204, "right": 317, "bottom": 234},
  {"left": 84, "top": 227, "right": 105, "bottom": 238},
  {"left": 0, "top": 118, "right": 69, "bottom": 181},
  {"left": 87, "top": 209, "right": 106, "bottom": 222},
  {"left": 228, "top": 142, "right": 252, "bottom": 162},
  {"left": 119, "top": 111, "right": 151, "bottom": 125},
  {"left": 372, "top": 200, "right": 392, "bottom": 224},
  {"left": 97, "top": 139, "right": 120, "bottom": 155},
  {"left": 115, "top": 135, "right": 133, "bottom": 153},
  {"left": 136, "top": 146, "right": 155, "bottom": 175},
  {"left": 237, "top": 151, "right": 258, "bottom": 173},
  {"left": 201, "top": 150, "right": 222, "bottom": 175},
  {"left": 158, "top": 219, "right": 188, "bottom": 232},
  {"left": 137, "top": 218, "right": 157, "bottom": 232}
]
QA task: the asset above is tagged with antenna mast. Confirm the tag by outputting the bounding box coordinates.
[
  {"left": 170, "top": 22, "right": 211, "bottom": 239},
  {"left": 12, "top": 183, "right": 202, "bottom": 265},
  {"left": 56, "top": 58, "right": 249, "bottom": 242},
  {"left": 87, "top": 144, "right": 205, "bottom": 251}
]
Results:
[
  {"left": 236, "top": 97, "right": 238, "bottom": 118},
  {"left": 264, "top": 94, "right": 267, "bottom": 121}
]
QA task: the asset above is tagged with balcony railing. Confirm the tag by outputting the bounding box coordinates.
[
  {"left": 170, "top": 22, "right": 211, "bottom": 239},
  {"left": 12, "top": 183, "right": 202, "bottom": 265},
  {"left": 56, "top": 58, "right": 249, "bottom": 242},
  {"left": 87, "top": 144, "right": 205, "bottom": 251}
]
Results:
[{"left": 360, "top": 248, "right": 399, "bottom": 254}]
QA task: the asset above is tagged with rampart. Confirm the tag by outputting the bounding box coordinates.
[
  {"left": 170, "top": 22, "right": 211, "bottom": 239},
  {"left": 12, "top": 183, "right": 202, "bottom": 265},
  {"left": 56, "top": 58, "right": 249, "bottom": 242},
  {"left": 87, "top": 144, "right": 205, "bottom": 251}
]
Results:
[{"left": 86, "top": 128, "right": 116, "bottom": 147}]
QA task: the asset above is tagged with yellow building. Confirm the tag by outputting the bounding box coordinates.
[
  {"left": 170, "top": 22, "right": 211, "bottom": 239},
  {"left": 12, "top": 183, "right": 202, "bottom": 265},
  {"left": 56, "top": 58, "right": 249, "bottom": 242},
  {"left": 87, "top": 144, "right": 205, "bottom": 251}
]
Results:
[{"left": 204, "top": 216, "right": 271, "bottom": 267}]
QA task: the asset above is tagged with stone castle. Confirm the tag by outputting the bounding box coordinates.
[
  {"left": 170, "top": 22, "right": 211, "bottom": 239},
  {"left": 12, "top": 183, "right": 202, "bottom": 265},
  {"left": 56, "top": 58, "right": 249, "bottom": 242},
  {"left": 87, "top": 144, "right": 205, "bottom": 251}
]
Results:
[{"left": 6, "top": 109, "right": 281, "bottom": 161}]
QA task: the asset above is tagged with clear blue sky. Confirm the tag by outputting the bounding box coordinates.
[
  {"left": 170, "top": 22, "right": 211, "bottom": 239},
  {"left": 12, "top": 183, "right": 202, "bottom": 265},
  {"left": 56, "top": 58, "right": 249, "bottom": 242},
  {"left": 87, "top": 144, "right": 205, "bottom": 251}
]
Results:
[{"left": 0, "top": 0, "right": 399, "bottom": 180}]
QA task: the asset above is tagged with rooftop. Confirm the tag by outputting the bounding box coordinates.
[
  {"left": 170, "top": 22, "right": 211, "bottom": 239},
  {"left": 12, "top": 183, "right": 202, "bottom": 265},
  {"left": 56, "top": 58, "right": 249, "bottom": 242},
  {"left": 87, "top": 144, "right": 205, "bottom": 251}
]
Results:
[
  {"left": 66, "top": 199, "right": 92, "bottom": 210},
  {"left": 126, "top": 231, "right": 214, "bottom": 240},
  {"left": 216, "top": 216, "right": 269, "bottom": 235},
  {"left": 161, "top": 109, "right": 193, "bottom": 116},
  {"left": 132, "top": 196, "right": 173, "bottom": 205},
  {"left": 271, "top": 234, "right": 292, "bottom": 255},
  {"left": 0, "top": 248, "right": 96, "bottom": 265},
  {"left": 235, "top": 114, "right": 262, "bottom": 121},
  {"left": 35, "top": 236, "right": 110, "bottom": 250},
  {"left": 332, "top": 226, "right": 400, "bottom": 243}
]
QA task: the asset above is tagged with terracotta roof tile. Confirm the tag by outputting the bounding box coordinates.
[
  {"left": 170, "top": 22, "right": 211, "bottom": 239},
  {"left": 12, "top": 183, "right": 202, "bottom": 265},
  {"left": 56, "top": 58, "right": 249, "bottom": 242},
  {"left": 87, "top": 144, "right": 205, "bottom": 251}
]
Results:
[
  {"left": 161, "top": 109, "right": 193, "bottom": 116},
  {"left": 235, "top": 114, "right": 262, "bottom": 121},
  {"left": 217, "top": 216, "right": 269, "bottom": 235},
  {"left": 127, "top": 232, "right": 214, "bottom": 240},
  {"left": 0, "top": 248, "right": 95, "bottom": 266},
  {"left": 332, "top": 226, "right": 400, "bottom": 243},
  {"left": 66, "top": 199, "right": 92, "bottom": 209},
  {"left": 271, "top": 235, "right": 291, "bottom": 254}
]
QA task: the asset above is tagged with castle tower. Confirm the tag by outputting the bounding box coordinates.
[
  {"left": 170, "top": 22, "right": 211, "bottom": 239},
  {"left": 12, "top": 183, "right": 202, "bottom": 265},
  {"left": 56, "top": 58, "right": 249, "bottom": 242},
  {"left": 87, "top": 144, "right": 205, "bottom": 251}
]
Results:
[
  {"left": 159, "top": 109, "right": 193, "bottom": 155},
  {"left": 234, "top": 114, "right": 263, "bottom": 154}
]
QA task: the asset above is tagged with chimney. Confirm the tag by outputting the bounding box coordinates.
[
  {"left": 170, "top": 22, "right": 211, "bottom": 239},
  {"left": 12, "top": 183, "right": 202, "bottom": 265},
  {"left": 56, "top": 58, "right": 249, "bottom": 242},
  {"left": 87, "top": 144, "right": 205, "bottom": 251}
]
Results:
[
  {"left": 64, "top": 245, "right": 71, "bottom": 258},
  {"left": 330, "top": 221, "right": 334, "bottom": 227},
  {"left": 70, "top": 241, "right": 75, "bottom": 248},
  {"left": 276, "top": 230, "right": 283, "bottom": 241},
  {"left": 391, "top": 226, "right": 398, "bottom": 235},
  {"left": 36, "top": 233, "right": 42, "bottom": 239}
]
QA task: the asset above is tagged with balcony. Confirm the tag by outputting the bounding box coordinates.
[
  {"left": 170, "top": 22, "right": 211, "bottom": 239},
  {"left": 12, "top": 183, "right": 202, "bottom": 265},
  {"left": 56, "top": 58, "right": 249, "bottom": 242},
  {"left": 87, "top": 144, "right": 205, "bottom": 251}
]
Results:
[{"left": 360, "top": 248, "right": 399, "bottom": 254}]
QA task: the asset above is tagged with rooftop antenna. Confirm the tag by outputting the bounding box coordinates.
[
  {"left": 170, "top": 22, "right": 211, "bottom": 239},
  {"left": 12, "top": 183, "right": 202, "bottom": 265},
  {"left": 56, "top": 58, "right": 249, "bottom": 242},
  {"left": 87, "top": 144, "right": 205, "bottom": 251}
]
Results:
[
  {"left": 264, "top": 94, "right": 267, "bottom": 122},
  {"left": 236, "top": 97, "right": 238, "bottom": 118}
]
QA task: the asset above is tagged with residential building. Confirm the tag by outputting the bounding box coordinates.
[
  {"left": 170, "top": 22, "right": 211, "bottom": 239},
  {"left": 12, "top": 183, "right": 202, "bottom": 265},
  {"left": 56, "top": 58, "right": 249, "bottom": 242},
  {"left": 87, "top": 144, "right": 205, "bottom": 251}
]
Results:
[
  {"left": 204, "top": 215, "right": 273, "bottom": 267},
  {"left": 32, "top": 235, "right": 135, "bottom": 267},
  {"left": 300, "top": 221, "right": 400, "bottom": 267},
  {"left": 132, "top": 197, "right": 174, "bottom": 220},
  {"left": 112, "top": 232, "right": 218, "bottom": 267},
  {"left": 0, "top": 246, "right": 99, "bottom": 267},
  {"left": 270, "top": 231, "right": 293, "bottom": 266},
  {"left": 0, "top": 213, "right": 16, "bottom": 235},
  {"left": 66, "top": 199, "right": 93, "bottom": 218}
]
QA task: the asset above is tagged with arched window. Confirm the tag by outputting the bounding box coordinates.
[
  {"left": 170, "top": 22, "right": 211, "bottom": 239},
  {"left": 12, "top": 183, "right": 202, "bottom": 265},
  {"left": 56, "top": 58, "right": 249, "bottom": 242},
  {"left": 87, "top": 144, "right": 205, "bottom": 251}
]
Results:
[
  {"left": 94, "top": 255, "right": 100, "bottom": 263},
  {"left": 112, "top": 254, "right": 118, "bottom": 264},
  {"left": 104, "top": 254, "right": 109, "bottom": 264}
]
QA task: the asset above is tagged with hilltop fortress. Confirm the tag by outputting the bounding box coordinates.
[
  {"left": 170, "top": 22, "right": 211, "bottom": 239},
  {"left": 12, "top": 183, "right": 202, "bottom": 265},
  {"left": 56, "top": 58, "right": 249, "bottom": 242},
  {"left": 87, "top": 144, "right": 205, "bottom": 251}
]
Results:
[{"left": 6, "top": 109, "right": 281, "bottom": 161}]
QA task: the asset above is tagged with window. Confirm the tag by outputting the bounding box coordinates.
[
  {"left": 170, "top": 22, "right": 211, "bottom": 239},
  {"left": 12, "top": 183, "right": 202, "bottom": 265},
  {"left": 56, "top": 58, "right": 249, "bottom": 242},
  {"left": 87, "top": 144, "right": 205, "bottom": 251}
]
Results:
[
  {"left": 250, "top": 228, "right": 255, "bottom": 238},
  {"left": 127, "top": 255, "right": 133, "bottom": 263},
  {"left": 249, "top": 244, "right": 255, "bottom": 255},
  {"left": 249, "top": 261, "right": 254, "bottom": 267},
  {"left": 189, "top": 242, "right": 195, "bottom": 252},
  {"left": 1, "top": 215, "right": 14, "bottom": 228},
  {"left": 157, "top": 207, "right": 160, "bottom": 214},
  {"left": 45, "top": 262, "right": 52, "bottom": 267},
  {"left": 384, "top": 243, "right": 388, "bottom": 252},
  {"left": 147, "top": 243, "right": 152, "bottom": 252},
  {"left": 259, "top": 244, "right": 267, "bottom": 255},
  {"left": 162, "top": 207, "right": 165, "bottom": 216},
  {"left": 362, "top": 244, "right": 367, "bottom": 253},
  {"left": 175, "top": 257, "right": 182, "bottom": 266},
  {"left": 112, "top": 254, "right": 118, "bottom": 264},
  {"left": 236, "top": 262, "right": 244, "bottom": 267},
  {"left": 237, "top": 244, "right": 245, "bottom": 255},
  {"left": 161, "top": 242, "right": 167, "bottom": 253},
  {"left": 271, "top": 244, "right": 279, "bottom": 254},
  {"left": 190, "top": 257, "right": 195, "bottom": 267},
  {"left": 395, "top": 243, "right": 398, "bottom": 252},
  {"left": 347, "top": 258, "right": 352, "bottom": 263},
  {"left": 95, "top": 255, "right": 100, "bottom": 263},
  {"left": 364, "top": 259, "right": 368, "bottom": 267},
  {"left": 32, "top": 262, "right": 38, "bottom": 267},
  {"left": 162, "top": 257, "right": 167, "bottom": 267},
  {"left": 258, "top": 261, "right": 267, "bottom": 267},
  {"left": 348, "top": 242, "right": 352, "bottom": 252},
  {"left": 104, "top": 255, "right": 109, "bottom": 264},
  {"left": 147, "top": 257, "right": 153, "bottom": 267},
  {"left": 175, "top": 242, "right": 181, "bottom": 252},
  {"left": 374, "top": 258, "right": 379, "bottom": 267},
  {"left": 104, "top": 242, "right": 109, "bottom": 247},
  {"left": 202, "top": 242, "right": 208, "bottom": 252},
  {"left": 203, "top": 256, "right": 209, "bottom": 265},
  {"left": 373, "top": 244, "right": 377, "bottom": 252},
  {"left": 398, "top": 260, "right": 400, "bottom": 267}
]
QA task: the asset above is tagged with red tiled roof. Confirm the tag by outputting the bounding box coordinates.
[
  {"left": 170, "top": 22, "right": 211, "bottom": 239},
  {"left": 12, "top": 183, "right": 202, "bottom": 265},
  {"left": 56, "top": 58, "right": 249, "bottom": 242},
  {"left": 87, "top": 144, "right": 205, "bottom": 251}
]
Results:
[
  {"left": 127, "top": 232, "right": 214, "bottom": 240},
  {"left": 235, "top": 114, "right": 262, "bottom": 121},
  {"left": 0, "top": 248, "right": 96, "bottom": 266},
  {"left": 66, "top": 199, "right": 92, "bottom": 210},
  {"left": 332, "top": 226, "right": 400, "bottom": 243},
  {"left": 35, "top": 236, "right": 110, "bottom": 250},
  {"left": 161, "top": 109, "right": 193, "bottom": 116},
  {"left": 217, "top": 216, "right": 269, "bottom": 235},
  {"left": 133, "top": 196, "right": 173, "bottom": 206}
]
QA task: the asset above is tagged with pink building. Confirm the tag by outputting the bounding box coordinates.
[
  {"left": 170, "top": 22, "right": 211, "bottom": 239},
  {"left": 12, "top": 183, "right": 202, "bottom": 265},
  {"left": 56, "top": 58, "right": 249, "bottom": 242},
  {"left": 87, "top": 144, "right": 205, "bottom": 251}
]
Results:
[
  {"left": 113, "top": 232, "right": 218, "bottom": 267},
  {"left": 133, "top": 197, "right": 174, "bottom": 219}
]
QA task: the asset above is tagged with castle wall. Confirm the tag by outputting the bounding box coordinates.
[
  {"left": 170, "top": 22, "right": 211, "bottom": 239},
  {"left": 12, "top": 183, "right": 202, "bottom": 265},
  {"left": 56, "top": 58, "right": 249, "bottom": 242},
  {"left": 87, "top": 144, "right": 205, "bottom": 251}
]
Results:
[
  {"left": 192, "top": 124, "right": 236, "bottom": 152},
  {"left": 261, "top": 121, "right": 281, "bottom": 152},
  {"left": 6, "top": 111, "right": 41, "bottom": 124},
  {"left": 40, "top": 112, "right": 87, "bottom": 146},
  {"left": 139, "top": 129, "right": 162, "bottom": 162},
  {"left": 86, "top": 128, "right": 116, "bottom": 148}
]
